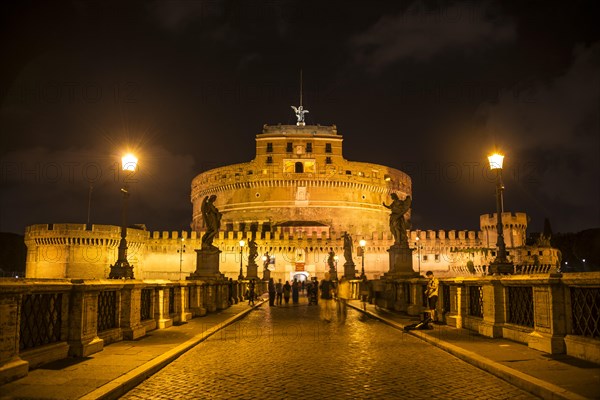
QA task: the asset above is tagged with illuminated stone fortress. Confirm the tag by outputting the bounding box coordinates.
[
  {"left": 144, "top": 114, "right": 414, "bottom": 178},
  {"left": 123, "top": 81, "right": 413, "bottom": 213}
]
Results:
[
  {"left": 191, "top": 123, "right": 411, "bottom": 239},
  {"left": 24, "top": 122, "right": 559, "bottom": 281}
]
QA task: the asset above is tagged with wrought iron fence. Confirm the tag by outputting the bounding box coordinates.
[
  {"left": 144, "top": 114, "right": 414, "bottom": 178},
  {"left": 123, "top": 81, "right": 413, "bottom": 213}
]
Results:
[
  {"left": 140, "top": 288, "right": 153, "bottom": 321},
  {"left": 468, "top": 286, "right": 484, "bottom": 317},
  {"left": 570, "top": 287, "right": 600, "bottom": 339},
  {"left": 97, "top": 291, "right": 117, "bottom": 332},
  {"left": 507, "top": 286, "right": 534, "bottom": 327},
  {"left": 20, "top": 293, "right": 63, "bottom": 351},
  {"left": 402, "top": 282, "right": 410, "bottom": 304},
  {"left": 168, "top": 287, "right": 175, "bottom": 314},
  {"left": 187, "top": 286, "right": 192, "bottom": 310},
  {"left": 442, "top": 284, "right": 451, "bottom": 314}
]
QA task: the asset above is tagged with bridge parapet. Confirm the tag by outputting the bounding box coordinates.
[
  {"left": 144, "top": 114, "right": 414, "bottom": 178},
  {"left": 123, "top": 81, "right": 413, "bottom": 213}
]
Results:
[
  {"left": 375, "top": 272, "right": 600, "bottom": 365},
  {"left": 0, "top": 278, "right": 246, "bottom": 385}
]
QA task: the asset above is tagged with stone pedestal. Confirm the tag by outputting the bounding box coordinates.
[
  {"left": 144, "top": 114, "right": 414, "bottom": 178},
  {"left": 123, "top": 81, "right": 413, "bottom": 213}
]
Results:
[
  {"left": 262, "top": 268, "right": 271, "bottom": 281},
  {"left": 385, "top": 245, "right": 418, "bottom": 278},
  {"left": 189, "top": 248, "right": 224, "bottom": 280},
  {"left": 246, "top": 262, "right": 258, "bottom": 280},
  {"left": 343, "top": 262, "right": 356, "bottom": 279},
  {"left": 489, "top": 261, "right": 514, "bottom": 275}
]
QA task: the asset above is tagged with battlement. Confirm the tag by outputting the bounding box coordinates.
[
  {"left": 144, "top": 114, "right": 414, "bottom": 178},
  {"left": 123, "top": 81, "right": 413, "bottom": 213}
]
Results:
[{"left": 480, "top": 212, "right": 529, "bottom": 229}]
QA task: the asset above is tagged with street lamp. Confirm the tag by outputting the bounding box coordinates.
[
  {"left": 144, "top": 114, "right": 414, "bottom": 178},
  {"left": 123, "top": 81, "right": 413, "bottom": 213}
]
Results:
[
  {"left": 487, "top": 152, "right": 512, "bottom": 274},
  {"left": 333, "top": 255, "right": 339, "bottom": 281},
  {"left": 359, "top": 239, "right": 366, "bottom": 278},
  {"left": 177, "top": 237, "right": 185, "bottom": 280},
  {"left": 415, "top": 235, "right": 421, "bottom": 275},
  {"left": 109, "top": 153, "right": 138, "bottom": 279},
  {"left": 238, "top": 239, "right": 246, "bottom": 280}
]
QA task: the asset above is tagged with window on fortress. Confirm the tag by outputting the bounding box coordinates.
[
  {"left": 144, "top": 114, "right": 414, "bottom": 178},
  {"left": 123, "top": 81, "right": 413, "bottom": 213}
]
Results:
[
  {"left": 325, "top": 143, "right": 332, "bottom": 153},
  {"left": 267, "top": 156, "right": 273, "bottom": 164},
  {"left": 435, "top": 254, "right": 440, "bottom": 262},
  {"left": 346, "top": 170, "right": 352, "bottom": 175},
  {"left": 306, "top": 142, "right": 312, "bottom": 152},
  {"left": 286, "top": 142, "right": 293, "bottom": 152},
  {"left": 295, "top": 162, "right": 304, "bottom": 173},
  {"left": 423, "top": 255, "right": 428, "bottom": 261},
  {"left": 326, "top": 157, "right": 332, "bottom": 164},
  {"left": 267, "top": 143, "right": 273, "bottom": 152}
]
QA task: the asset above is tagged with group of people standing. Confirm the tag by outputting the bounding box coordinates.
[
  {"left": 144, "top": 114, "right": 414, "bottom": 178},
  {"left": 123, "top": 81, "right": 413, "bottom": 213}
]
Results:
[{"left": 262, "top": 273, "right": 352, "bottom": 323}]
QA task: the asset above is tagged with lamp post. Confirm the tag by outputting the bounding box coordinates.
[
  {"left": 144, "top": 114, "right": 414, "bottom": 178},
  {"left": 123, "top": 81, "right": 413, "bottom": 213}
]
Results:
[
  {"left": 334, "top": 255, "right": 339, "bottom": 281},
  {"left": 359, "top": 239, "right": 366, "bottom": 278},
  {"left": 415, "top": 235, "right": 421, "bottom": 276},
  {"left": 109, "top": 153, "right": 138, "bottom": 279},
  {"left": 238, "top": 239, "right": 245, "bottom": 280},
  {"left": 177, "top": 237, "right": 185, "bottom": 280},
  {"left": 488, "top": 152, "right": 512, "bottom": 274}
]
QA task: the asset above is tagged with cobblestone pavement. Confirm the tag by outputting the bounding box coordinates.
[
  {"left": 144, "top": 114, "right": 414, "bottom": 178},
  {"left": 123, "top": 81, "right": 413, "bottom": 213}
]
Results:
[{"left": 123, "top": 300, "right": 538, "bottom": 399}]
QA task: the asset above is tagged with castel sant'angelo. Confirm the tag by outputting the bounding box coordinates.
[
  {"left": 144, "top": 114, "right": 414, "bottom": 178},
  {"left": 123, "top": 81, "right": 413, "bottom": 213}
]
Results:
[{"left": 24, "top": 108, "right": 559, "bottom": 281}]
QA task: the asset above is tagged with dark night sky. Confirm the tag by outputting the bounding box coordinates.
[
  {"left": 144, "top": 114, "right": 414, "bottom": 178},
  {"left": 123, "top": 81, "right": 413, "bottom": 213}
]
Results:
[{"left": 1, "top": 0, "right": 599, "bottom": 235}]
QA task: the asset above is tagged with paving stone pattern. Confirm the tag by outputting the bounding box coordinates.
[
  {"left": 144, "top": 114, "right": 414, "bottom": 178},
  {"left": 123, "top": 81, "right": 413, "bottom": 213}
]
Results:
[{"left": 124, "top": 301, "right": 538, "bottom": 399}]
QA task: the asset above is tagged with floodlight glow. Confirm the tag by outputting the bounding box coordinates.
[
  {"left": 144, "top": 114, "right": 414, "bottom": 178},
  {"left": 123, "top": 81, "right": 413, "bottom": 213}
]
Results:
[
  {"left": 488, "top": 153, "right": 504, "bottom": 170},
  {"left": 122, "top": 153, "right": 138, "bottom": 171}
]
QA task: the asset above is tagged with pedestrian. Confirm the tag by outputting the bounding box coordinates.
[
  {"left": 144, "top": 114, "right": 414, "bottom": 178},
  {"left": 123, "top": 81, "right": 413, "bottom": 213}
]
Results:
[
  {"left": 319, "top": 272, "right": 335, "bottom": 321},
  {"left": 248, "top": 280, "right": 256, "bottom": 306},
  {"left": 275, "top": 279, "right": 283, "bottom": 305},
  {"left": 312, "top": 277, "right": 319, "bottom": 305},
  {"left": 301, "top": 280, "right": 305, "bottom": 294},
  {"left": 268, "top": 277, "right": 276, "bottom": 306},
  {"left": 292, "top": 278, "right": 300, "bottom": 304},
  {"left": 283, "top": 280, "right": 291, "bottom": 305},
  {"left": 425, "top": 271, "right": 439, "bottom": 322},
  {"left": 359, "top": 275, "right": 369, "bottom": 310},
  {"left": 336, "top": 276, "right": 350, "bottom": 322}
]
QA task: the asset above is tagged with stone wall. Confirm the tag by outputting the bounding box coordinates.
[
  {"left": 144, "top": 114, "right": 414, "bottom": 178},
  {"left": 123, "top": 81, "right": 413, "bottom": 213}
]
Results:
[{"left": 24, "top": 217, "right": 560, "bottom": 280}]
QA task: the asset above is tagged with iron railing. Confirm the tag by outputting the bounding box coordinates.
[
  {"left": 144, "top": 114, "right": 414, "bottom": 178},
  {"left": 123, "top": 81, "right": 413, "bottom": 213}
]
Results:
[
  {"left": 570, "top": 287, "right": 600, "bottom": 339},
  {"left": 19, "top": 293, "right": 63, "bottom": 351},
  {"left": 507, "top": 286, "right": 534, "bottom": 327},
  {"left": 442, "top": 284, "right": 451, "bottom": 314},
  {"left": 468, "top": 286, "right": 484, "bottom": 318},
  {"left": 168, "top": 287, "right": 175, "bottom": 314},
  {"left": 97, "top": 291, "right": 117, "bottom": 332},
  {"left": 140, "top": 288, "right": 153, "bottom": 321},
  {"left": 402, "top": 282, "right": 410, "bottom": 304}
]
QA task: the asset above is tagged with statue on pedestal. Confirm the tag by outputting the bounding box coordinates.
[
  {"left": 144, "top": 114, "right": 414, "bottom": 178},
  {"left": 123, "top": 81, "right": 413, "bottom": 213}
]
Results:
[
  {"left": 248, "top": 238, "right": 258, "bottom": 264},
  {"left": 383, "top": 194, "right": 411, "bottom": 247},
  {"left": 342, "top": 232, "right": 353, "bottom": 264},
  {"left": 327, "top": 248, "right": 337, "bottom": 277},
  {"left": 201, "top": 195, "right": 221, "bottom": 251}
]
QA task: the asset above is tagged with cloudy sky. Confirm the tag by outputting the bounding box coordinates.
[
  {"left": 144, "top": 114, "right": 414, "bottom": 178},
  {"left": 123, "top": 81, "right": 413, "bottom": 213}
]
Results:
[{"left": 1, "top": 0, "right": 598, "bottom": 235}]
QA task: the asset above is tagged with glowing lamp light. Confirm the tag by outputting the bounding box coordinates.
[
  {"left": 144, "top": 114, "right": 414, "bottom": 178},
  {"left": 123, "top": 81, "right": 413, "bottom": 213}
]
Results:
[
  {"left": 488, "top": 153, "right": 504, "bottom": 170},
  {"left": 262, "top": 255, "right": 267, "bottom": 262},
  {"left": 122, "top": 153, "right": 138, "bottom": 172},
  {"left": 359, "top": 239, "right": 366, "bottom": 247},
  {"left": 239, "top": 240, "right": 245, "bottom": 248}
]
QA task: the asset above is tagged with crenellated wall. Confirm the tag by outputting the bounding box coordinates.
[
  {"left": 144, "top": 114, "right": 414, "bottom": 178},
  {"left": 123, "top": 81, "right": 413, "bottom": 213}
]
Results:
[{"left": 24, "top": 212, "right": 560, "bottom": 280}]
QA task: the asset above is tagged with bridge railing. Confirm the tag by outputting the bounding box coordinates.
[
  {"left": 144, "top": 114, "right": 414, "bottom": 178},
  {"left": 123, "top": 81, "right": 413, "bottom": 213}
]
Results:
[
  {"left": 374, "top": 272, "right": 600, "bottom": 364},
  {"left": 0, "top": 278, "right": 248, "bottom": 385}
]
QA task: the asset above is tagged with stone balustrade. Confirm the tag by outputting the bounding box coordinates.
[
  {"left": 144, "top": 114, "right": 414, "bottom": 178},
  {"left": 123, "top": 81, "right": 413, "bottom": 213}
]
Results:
[
  {"left": 370, "top": 272, "right": 600, "bottom": 364},
  {"left": 0, "top": 278, "right": 249, "bottom": 385}
]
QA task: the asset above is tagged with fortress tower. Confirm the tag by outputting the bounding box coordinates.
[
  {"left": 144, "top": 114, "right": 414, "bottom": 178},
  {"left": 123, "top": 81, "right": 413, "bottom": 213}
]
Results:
[{"left": 190, "top": 124, "right": 412, "bottom": 237}]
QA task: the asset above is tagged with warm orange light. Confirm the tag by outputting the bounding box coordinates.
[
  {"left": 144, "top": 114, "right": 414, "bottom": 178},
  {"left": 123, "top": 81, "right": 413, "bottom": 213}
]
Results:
[
  {"left": 122, "top": 153, "right": 138, "bottom": 171},
  {"left": 239, "top": 240, "right": 245, "bottom": 248},
  {"left": 488, "top": 153, "right": 504, "bottom": 170},
  {"left": 359, "top": 239, "right": 366, "bottom": 247}
]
